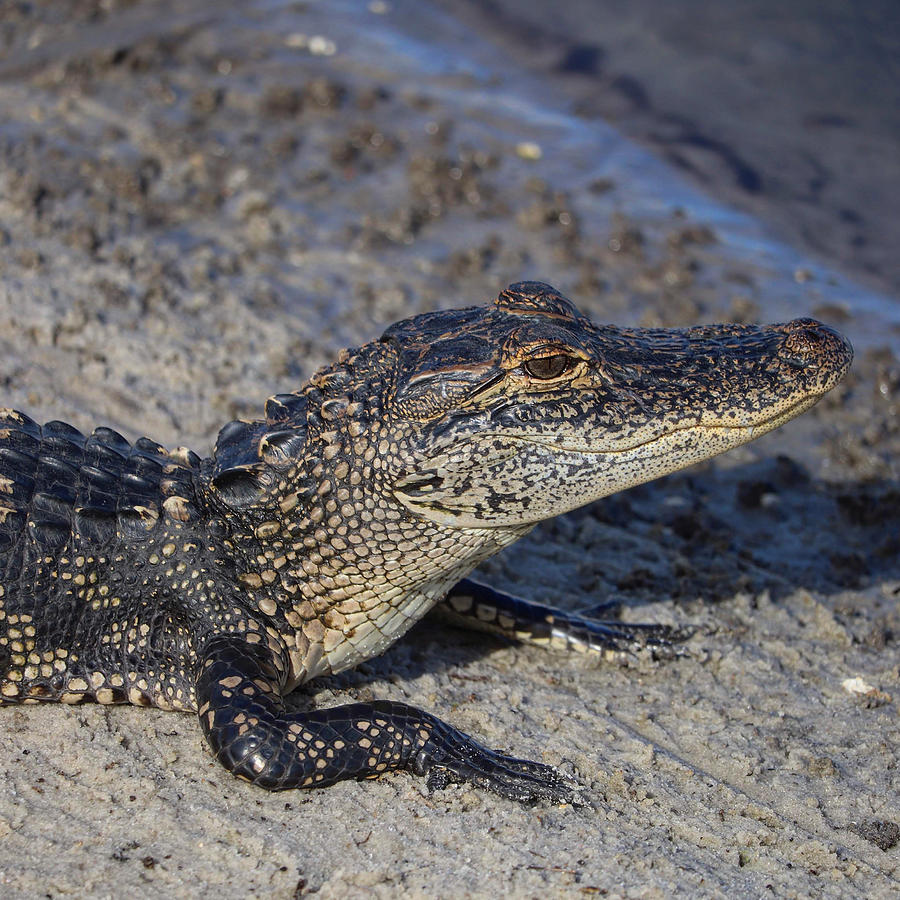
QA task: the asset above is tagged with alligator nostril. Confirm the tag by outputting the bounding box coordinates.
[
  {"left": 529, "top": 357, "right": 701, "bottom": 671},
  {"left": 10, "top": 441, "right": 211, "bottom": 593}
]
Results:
[
  {"left": 777, "top": 317, "right": 853, "bottom": 384},
  {"left": 781, "top": 320, "right": 832, "bottom": 368}
]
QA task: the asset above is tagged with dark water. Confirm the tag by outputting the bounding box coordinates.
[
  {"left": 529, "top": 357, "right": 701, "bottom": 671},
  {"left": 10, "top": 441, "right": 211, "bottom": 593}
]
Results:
[{"left": 436, "top": 0, "right": 900, "bottom": 298}]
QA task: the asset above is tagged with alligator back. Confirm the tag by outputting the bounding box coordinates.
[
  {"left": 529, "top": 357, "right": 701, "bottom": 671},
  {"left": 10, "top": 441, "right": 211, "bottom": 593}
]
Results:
[
  {"left": 0, "top": 408, "right": 201, "bottom": 563},
  {"left": 0, "top": 408, "right": 204, "bottom": 705}
]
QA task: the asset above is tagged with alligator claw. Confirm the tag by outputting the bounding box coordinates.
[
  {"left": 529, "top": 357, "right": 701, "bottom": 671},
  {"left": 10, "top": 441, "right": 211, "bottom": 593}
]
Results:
[{"left": 415, "top": 737, "right": 582, "bottom": 805}]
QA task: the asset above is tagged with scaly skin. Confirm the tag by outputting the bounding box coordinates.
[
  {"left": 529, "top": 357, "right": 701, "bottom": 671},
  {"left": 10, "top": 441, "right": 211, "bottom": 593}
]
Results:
[{"left": 0, "top": 282, "right": 852, "bottom": 801}]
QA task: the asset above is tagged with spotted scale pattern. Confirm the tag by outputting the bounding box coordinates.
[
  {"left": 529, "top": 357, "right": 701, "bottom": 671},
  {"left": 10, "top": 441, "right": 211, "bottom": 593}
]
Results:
[
  {"left": 441, "top": 578, "right": 694, "bottom": 658},
  {"left": 0, "top": 282, "right": 852, "bottom": 801},
  {"left": 197, "top": 635, "right": 573, "bottom": 799}
]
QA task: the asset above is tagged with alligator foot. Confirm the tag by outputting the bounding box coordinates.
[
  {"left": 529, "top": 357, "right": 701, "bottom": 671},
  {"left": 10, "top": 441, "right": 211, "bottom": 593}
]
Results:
[
  {"left": 413, "top": 729, "right": 581, "bottom": 804},
  {"left": 196, "top": 633, "right": 579, "bottom": 803},
  {"left": 440, "top": 578, "right": 694, "bottom": 656}
]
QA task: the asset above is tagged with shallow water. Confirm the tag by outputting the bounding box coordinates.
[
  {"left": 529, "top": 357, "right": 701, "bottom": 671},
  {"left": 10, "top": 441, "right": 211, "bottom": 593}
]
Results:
[
  {"left": 436, "top": 0, "right": 900, "bottom": 299},
  {"left": 241, "top": 0, "right": 900, "bottom": 353},
  {"left": 387, "top": 0, "right": 900, "bottom": 349}
]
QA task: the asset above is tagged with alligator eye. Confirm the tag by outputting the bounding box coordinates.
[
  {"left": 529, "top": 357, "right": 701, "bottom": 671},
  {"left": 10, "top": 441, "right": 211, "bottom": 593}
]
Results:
[{"left": 523, "top": 354, "right": 573, "bottom": 380}]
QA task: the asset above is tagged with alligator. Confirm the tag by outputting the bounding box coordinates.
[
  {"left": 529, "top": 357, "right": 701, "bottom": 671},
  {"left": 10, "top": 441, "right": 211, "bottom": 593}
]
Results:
[{"left": 0, "top": 282, "right": 851, "bottom": 802}]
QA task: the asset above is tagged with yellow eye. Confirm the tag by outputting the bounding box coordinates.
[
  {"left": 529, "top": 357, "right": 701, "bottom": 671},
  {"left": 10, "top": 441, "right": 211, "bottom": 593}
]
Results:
[{"left": 523, "top": 354, "right": 573, "bottom": 380}]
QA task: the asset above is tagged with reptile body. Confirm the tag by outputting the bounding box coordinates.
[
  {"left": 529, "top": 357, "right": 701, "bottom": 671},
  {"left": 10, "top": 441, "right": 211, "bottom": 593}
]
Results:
[{"left": 0, "top": 282, "right": 851, "bottom": 801}]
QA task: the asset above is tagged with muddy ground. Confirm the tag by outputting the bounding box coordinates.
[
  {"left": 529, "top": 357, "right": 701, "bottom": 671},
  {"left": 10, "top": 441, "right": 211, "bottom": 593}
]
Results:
[{"left": 0, "top": 1, "right": 897, "bottom": 897}]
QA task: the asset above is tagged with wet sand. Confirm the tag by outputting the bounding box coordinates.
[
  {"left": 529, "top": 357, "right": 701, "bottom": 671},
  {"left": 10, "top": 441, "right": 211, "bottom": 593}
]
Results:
[
  {"left": 0, "top": 1, "right": 897, "bottom": 897},
  {"left": 439, "top": 0, "right": 900, "bottom": 297}
]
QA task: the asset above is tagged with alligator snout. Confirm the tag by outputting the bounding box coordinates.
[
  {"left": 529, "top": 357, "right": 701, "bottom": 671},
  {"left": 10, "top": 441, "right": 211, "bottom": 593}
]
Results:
[{"left": 778, "top": 317, "right": 853, "bottom": 391}]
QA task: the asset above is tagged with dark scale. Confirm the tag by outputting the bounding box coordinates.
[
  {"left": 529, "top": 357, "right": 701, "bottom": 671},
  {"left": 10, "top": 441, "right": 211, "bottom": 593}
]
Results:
[{"left": 0, "top": 283, "right": 852, "bottom": 802}]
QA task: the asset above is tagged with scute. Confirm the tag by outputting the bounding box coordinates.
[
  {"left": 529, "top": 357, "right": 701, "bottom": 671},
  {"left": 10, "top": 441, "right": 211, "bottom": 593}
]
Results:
[
  {"left": 0, "top": 413, "right": 201, "bottom": 561},
  {"left": 265, "top": 392, "right": 308, "bottom": 425},
  {"left": 211, "top": 464, "right": 274, "bottom": 509},
  {"left": 210, "top": 412, "right": 308, "bottom": 510},
  {"left": 212, "top": 420, "right": 269, "bottom": 475},
  {"left": 87, "top": 426, "right": 131, "bottom": 456}
]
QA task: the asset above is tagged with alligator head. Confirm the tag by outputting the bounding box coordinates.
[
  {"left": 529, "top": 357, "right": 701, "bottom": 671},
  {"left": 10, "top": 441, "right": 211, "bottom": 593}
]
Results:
[
  {"left": 204, "top": 280, "right": 852, "bottom": 681},
  {"left": 386, "top": 281, "right": 852, "bottom": 528}
]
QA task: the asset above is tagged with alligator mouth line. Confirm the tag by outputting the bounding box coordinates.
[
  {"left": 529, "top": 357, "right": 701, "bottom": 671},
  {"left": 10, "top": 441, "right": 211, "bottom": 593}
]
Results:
[{"left": 521, "top": 394, "right": 820, "bottom": 457}]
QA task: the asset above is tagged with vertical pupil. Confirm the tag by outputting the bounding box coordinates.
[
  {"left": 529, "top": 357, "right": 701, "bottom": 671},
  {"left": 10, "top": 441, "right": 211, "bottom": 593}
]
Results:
[{"left": 527, "top": 355, "right": 569, "bottom": 378}]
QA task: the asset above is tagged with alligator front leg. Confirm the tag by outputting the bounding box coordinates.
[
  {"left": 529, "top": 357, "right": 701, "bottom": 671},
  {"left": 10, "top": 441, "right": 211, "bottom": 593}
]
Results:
[
  {"left": 441, "top": 579, "right": 694, "bottom": 656},
  {"left": 195, "top": 634, "right": 578, "bottom": 802}
]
